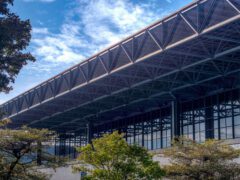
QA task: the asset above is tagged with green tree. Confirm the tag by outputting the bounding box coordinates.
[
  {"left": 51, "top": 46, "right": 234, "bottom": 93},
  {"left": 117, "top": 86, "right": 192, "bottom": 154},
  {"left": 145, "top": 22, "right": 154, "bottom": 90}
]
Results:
[
  {"left": 73, "top": 131, "right": 165, "bottom": 180},
  {"left": 0, "top": 0, "right": 35, "bottom": 93},
  {"left": 163, "top": 137, "right": 240, "bottom": 180},
  {"left": 0, "top": 119, "right": 64, "bottom": 180}
]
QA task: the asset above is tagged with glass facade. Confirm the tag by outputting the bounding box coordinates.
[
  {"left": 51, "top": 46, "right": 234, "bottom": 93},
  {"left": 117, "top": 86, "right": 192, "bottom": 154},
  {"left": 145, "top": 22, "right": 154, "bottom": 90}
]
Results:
[
  {"left": 181, "top": 109, "right": 205, "bottom": 143},
  {"left": 214, "top": 98, "right": 240, "bottom": 140},
  {"left": 54, "top": 89, "right": 240, "bottom": 157},
  {"left": 124, "top": 114, "right": 172, "bottom": 150}
]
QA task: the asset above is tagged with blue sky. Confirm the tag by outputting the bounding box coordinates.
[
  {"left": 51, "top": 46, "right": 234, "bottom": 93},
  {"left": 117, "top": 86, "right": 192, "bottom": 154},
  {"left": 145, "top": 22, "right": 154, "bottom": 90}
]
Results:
[{"left": 0, "top": 0, "right": 193, "bottom": 104}]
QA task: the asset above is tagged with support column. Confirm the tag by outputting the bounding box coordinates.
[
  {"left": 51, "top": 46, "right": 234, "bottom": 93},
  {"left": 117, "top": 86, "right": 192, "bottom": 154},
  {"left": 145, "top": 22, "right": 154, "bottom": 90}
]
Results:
[
  {"left": 142, "top": 121, "right": 144, "bottom": 147},
  {"left": 87, "top": 121, "right": 94, "bottom": 144},
  {"left": 171, "top": 101, "right": 180, "bottom": 138},
  {"left": 54, "top": 136, "right": 57, "bottom": 156},
  {"left": 133, "top": 120, "right": 136, "bottom": 144},
  {"left": 151, "top": 119, "right": 153, "bottom": 150},
  {"left": 205, "top": 106, "right": 214, "bottom": 139},
  {"left": 37, "top": 141, "right": 42, "bottom": 165},
  {"left": 59, "top": 136, "right": 66, "bottom": 156},
  {"left": 74, "top": 135, "right": 76, "bottom": 158}
]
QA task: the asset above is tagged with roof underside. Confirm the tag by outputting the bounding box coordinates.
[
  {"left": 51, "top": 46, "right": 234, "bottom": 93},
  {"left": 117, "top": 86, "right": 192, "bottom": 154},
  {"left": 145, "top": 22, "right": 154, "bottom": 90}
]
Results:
[{"left": 1, "top": 0, "right": 240, "bottom": 133}]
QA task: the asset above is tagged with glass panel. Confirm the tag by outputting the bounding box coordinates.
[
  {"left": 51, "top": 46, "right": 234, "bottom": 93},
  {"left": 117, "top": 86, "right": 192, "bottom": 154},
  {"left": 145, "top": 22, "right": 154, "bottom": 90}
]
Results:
[
  {"left": 235, "top": 115, "right": 240, "bottom": 125},
  {"left": 235, "top": 125, "right": 240, "bottom": 138},
  {"left": 200, "top": 123, "right": 205, "bottom": 131},
  {"left": 220, "top": 128, "right": 226, "bottom": 139},
  {"left": 214, "top": 129, "right": 219, "bottom": 139},
  {"left": 226, "top": 117, "right": 232, "bottom": 126},
  {"left": 162, "top": 138, "right": 166, "bottom": 148},
  {"left": 188, "top": 125, "right": 193, "bottom": 133},
  {"left": 200, "top": 132, "right": 205, "bottom": 142},
  {"left": 153, "top": 139, "right": 157, "bottom": 150},
  {"left": 195, "top": 133, "right": 200, "bottom": 142},
  {"left": 220, "top": 119, "right": 226, "bottom": 128},
  {"left": 183, "top": 126, "right": 188, "bottom": 135},
  {"left": 226, "top": 126, "right": 233, "bottom": 139}
]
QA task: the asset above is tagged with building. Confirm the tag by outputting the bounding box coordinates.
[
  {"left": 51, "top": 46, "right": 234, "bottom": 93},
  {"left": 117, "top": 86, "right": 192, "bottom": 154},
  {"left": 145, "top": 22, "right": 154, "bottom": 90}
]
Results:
[{"left": 1, "top": 0, "right": 240, "bottom": 158}]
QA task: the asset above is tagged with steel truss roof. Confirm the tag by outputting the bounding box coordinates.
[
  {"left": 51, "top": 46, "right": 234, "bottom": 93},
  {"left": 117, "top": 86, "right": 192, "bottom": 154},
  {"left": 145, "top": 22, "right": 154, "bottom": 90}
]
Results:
[{"left": 1, "top": 0, "right": 240, "bottom": 133}]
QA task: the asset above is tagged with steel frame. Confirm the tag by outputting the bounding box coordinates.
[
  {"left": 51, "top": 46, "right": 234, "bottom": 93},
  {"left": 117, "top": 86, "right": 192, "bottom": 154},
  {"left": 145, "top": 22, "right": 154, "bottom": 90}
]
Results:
[
  {"left": 52, "top": 89, "right": 239, "bottom": 158},
  {"left": 0, "top": 0, "right": 240, "bottom": 136}
]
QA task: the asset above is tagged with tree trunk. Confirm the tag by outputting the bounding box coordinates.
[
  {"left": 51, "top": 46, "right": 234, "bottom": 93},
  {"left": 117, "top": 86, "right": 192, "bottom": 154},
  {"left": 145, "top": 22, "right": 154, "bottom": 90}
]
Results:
[
  {"left": 37, "top": 141, "right": 42, "bottom": 165},
  {"left": 6, "top": 156, "right": 21, "bottom": 180}
]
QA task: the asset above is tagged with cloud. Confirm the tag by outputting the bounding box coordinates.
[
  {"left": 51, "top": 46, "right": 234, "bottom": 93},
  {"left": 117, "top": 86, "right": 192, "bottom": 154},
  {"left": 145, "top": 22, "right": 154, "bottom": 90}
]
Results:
[
  {"left": 31, "top": 35, "right": 86, "bottom": 64},
  {"left": 0, "top": 0, "right": 178, "bottom": 104},
  {"left": 29, "top": 0, "right": 169, "bottom": 74},
  {"left": 73, "top": 0, "right": 165, "bottom": 45},
  {"left": 31, "top": 26, "right": 88, "bottom": 65},
  {"left": 32, "top": 27, "right": 49, "bottom": 34},
  {"left": 30, "top": 0, "right": 168, "bottom": 72},
  {"left": 23, "top": 0, "right": 55, "bottom": 2}
]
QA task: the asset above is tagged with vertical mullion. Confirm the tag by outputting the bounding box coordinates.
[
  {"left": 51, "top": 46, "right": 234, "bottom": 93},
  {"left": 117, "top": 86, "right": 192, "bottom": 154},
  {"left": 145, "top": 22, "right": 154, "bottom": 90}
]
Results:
[
  {"left": 151, "top": 118, "right": 153, "bottom": 150},
  {"left": 231, "top": 91, "right": 235, "bottom": 139},
  {"left": 217, "top": 95, "right": 221, "bottom": 140}
]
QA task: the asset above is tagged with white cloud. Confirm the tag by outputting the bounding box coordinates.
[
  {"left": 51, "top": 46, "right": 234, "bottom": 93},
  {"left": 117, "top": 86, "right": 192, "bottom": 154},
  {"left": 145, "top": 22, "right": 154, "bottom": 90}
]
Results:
[
  {"left": 23, "top": 0, "right": 55, "bottom": 2},
  {"left": 32, "top": 27, "right": 49, "bottom": 34},
  {"left": 30, "top": 0, "right": 167, "bottom": 71},
  {"left": 0, "top": 0, "right": 177, "bottom": 104},
  {"left": 74, "top": 0, "right": 165, "bottom": 45},
  {"left": 31, "top": 34, "right": 86, "bottom": 64}
]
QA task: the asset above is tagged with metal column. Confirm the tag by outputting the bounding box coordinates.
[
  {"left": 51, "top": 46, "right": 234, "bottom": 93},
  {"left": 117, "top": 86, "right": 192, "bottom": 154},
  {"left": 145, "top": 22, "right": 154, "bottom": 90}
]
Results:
[
  {"left": 171, "top": 101, "right": 180, "bottom": 138},
  {"left": 87, "top": 121, "right": 94, "bottom": 144},
  {"left": 205, "top": 106, "right": 214, "bottom": 139}
]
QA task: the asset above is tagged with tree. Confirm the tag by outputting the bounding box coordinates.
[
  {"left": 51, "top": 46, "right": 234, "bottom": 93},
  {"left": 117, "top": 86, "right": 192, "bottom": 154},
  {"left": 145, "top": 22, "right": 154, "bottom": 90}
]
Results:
[
  {"left": 0, "top": 0, "right": 35, "bottom": 93},
  {"left": 163, "top": 137, "right": 240, "bottom": 180},
  {"left": 73, "top": 131, "right": 165, "bottom": 180},
  {"left": 0, "top": 119, "right": 64, "bottom": 180}
]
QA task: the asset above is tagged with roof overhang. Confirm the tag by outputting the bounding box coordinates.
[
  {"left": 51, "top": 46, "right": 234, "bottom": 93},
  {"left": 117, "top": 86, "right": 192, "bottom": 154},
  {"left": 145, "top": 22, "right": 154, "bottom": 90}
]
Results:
[{"left": 1, "top": 0, "right": 240, "bottom": 133}]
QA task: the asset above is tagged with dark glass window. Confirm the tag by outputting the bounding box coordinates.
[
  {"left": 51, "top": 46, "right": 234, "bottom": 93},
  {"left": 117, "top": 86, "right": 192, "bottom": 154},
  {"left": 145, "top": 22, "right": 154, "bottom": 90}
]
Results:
[
  {"left": 162, "top": 116, "right": 171, "bottom": 148},
  {"left": 135, "top": 122, "right": 143, "bottom": 147},
  {"left": 194, "top": 109, "right": 205, "bottom": 143},
  {"left": 152, "top": 118, "right": 161, "bottom": 150},
  {"left": 143, "top": 121, "right": 152, "bottom": 150},
  {"left": 182, "top": 111, "right": 194, "bottom": 140},
  {"left": 234, "top": 99, "right": 240, "bottom": 138},
  {"left": 126, "top": 125, "right": 134, "bottom": 145},
  {"left": 219, "top": 103, "right": 233, "bottom": 140}
]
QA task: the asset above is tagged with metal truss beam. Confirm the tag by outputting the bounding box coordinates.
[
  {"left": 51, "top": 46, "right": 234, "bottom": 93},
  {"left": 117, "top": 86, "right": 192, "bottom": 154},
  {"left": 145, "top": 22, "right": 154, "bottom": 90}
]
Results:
[{"left": 1, "top": 0, "right": 240, "bottom": 132}]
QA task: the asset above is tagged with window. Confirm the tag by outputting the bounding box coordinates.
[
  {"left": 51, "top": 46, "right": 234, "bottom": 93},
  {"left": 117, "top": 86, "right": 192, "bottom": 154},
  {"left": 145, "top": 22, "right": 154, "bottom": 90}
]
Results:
[
  {"left": 219, "top": 104, "right": 233, "bottom": 140},
  {"left": 182, "top": 111, "right": 194, "bottom": 140},
  {"left": 162, "top": 116, "right": 171, "bottom": 148},
  {"left": 182, "top": 109, "right": 205, "bottom": 142},
  {"left": 126, "top": 125, "right": 134, "bottom": 145},
  {"left": 213, "top": 101, "right": 237, "bottom": 140},
  {"left": 135, "top": 122, "right": 142, "bottom": 146},
  {"left": 194, "top": 109, "right": 205, "bottom": 143},
  {"left": 213, "top": 106, "right": 219, "bottom": 139},
  {"left": 152, "top": 118, "right": 161, "bottom": 150},
  {"left": 143, "top": 121, "right": 152, "bottom": 150},
  {"left": 234, "top": 99, "right": 240, "bottom": 138}
]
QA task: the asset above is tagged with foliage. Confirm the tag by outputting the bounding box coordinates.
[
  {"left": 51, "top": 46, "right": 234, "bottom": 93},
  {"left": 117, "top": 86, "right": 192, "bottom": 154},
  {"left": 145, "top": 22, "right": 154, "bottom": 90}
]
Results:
[
  {"left": 0, "top": 119, "right": 64, "bottom": 180},
  {"left": 73, "top": 131, "right": 165, "bottom": 180},
  {"left": 0, "top": 0, "right": 35, "bottom": 93},
  {"left": 163, "top": 137, "right": 240, "bottom": 180}
]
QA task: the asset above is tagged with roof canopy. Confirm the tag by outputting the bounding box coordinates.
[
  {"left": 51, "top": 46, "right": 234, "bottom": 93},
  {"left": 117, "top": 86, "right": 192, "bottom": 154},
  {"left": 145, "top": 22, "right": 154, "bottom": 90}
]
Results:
[{"left": 1, "top": 0, "right": 240, "bottom": 133}]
